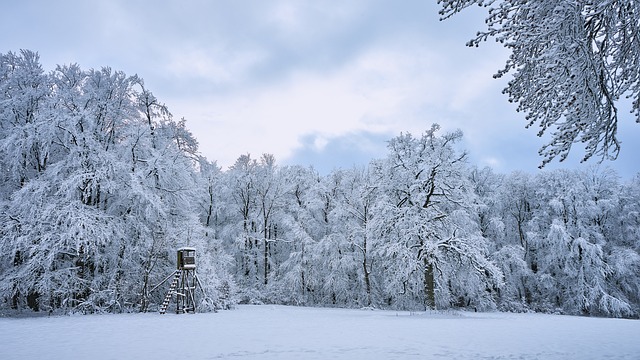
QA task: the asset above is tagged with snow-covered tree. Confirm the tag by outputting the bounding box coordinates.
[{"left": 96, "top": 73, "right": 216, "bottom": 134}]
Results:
[
  {"left": 297, "top": 170, "right": 348, "bottom": 306},
  {"left": 371, "top": 125, "right": 502, "bottom": 310},
  {"left": 218, "top": 154, "right": 257, "bottom": 303},
  {"left": 222, "top": 153, "right": 292, "bottom": 301},
  {"left": 524, "top": 168, "right": 632, "bottom": 316},
  {"left": 252, "top": 154, "right": 289, "bottom": 287},
  {"left": 468, "top": 166, "right": 505, "bottom": 244},
  {"left": 276, "top": 165, "right": 326, "bottom": 305},
  {"left": 0, "top": 50, "right": 51, "bottom": 194},
  {"left": 298, "top": 166, "right": 382, "bottom": 307},
  {"left": 607, "top": 174, "right": 640, "bottom": 315},
  {"left": 0, "top": 53, "right": 226, "bottom": 313},
  {"left": 331, "top": 166, "right": 380, "bottom": 307},
  {"left": 439, "top": 0, "right": 640, "bottom": 166}
]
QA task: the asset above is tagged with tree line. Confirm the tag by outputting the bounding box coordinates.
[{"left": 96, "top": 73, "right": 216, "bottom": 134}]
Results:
[{"left": 1, "top": 51, "right": 638, "bottom": 317}]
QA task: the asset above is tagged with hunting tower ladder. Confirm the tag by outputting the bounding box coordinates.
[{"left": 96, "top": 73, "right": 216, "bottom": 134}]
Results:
[{"left": 154, "top": 247, "right": 205, "bottom": 314}]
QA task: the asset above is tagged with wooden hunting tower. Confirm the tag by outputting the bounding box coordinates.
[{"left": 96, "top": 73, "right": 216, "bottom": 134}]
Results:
[{"left": 156, "top": 247, "right": 203, "bottom": 314}]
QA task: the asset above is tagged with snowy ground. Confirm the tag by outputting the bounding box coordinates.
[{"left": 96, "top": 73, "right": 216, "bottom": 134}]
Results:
[{"left": 1, "top": 305, "right": 638, "bottom": 359}]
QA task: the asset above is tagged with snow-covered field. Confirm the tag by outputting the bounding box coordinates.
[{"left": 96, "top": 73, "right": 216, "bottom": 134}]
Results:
[{"left": 1, "top": 305, "right": 638, "bottom": 360}]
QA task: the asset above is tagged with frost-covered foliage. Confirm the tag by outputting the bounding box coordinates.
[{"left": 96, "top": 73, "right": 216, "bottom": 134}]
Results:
[
  {"left": 0, "top": 51, "right": 230, "bottom": 314},
  {"left": 199, "top": 124, "right": 639, "bottom": 317},
  {"left": 2, "top": 51, "right": 639, "bottom": 318},
  {"left": 439, "top": 0, "right": 640, "bottom": 167},
  {"left": 479, "top": 167, "right": 640, "bottom": 316},
  {"left": 369, "top": 126, "right": 502, "bottom": 310}
]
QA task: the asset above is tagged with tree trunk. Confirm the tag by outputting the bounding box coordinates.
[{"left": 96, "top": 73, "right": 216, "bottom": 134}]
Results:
[
  {"left": 424, "top": 259, "right": 435, "bottom": 310},
  {"left": 263, "top": 220, "right": 269, "bottom": 285},
  {"left": 362, "top": 233, "right": 372, "bottom": 306},
  {"left": 264, "top": 240, "right": 269, "bottom": 285}
]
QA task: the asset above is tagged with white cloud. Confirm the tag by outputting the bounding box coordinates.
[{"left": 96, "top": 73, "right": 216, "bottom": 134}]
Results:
[
  {"left": 164, "top": 45, "right": 266, "bottom": 85},
  {"left": 311, "top": 136, "right": 329, "bottom": 152},
  {"left": 481, "top": 156, "right": 502, "bottom": 168},
  {"left": 172, "top": 39, "right": 515, "bottom": 170},
  {"left": 172, "top": 48, "right": 413, "bottom": 167},
  {"left": 266, "top": 1, "right": 366, "bottom": 35}
]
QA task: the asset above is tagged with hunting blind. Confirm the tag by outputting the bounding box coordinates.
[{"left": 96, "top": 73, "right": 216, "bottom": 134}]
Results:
[{"left": 152, "top": 247, "right": 206, "bottom": 314}]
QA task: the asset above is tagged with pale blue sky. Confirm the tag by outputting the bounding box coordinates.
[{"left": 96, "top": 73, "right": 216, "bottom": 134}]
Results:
[{"left": 3, "top": 1, "right": 639, "bottom": 178}]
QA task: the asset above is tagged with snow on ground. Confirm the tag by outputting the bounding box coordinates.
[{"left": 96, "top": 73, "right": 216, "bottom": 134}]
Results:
[{"left": 1, "top": 305, "right": 638, "bottom": 359}]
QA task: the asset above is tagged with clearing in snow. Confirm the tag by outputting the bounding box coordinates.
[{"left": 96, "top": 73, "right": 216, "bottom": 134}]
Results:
[{"left": 0, "top": 305, "right": 638, "bottom": 359}]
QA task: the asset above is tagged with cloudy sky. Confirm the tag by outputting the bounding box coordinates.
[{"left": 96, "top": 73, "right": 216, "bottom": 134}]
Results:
[{"left": 3, "top": 1, "right": 639, "bottom": 177}]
